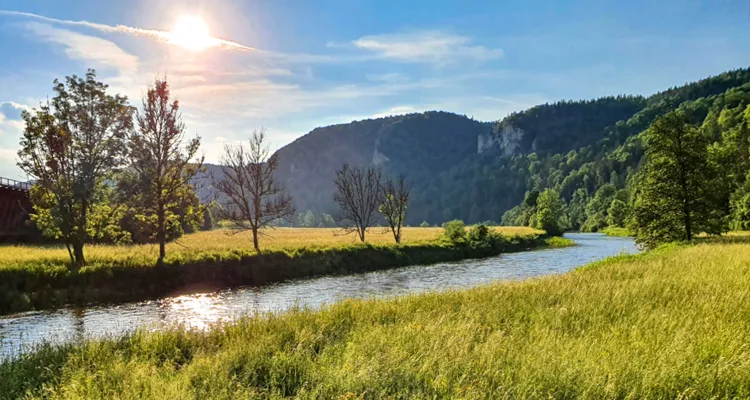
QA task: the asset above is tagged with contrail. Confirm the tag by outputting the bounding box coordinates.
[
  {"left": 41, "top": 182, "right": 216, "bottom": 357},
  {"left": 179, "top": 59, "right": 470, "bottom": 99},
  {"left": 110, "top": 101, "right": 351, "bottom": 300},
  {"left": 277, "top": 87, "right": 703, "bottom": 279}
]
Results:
[{"left": 0, "top": 10, "right": 255, "bottom": 51}]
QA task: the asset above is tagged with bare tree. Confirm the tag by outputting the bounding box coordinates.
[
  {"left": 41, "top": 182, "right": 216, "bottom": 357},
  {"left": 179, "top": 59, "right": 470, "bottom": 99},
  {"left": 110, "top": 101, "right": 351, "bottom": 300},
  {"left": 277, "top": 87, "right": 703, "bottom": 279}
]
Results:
[
  {"left": 124, "top": 78, "right": 203, "bottom": 264},
  {"left": 379, "top": 175, "right": 410, "bottom": 243},
  {"left": 333, "top": 164, "right": 382, "bottom": 242},
  {"left": 215, "top": 129, "right": 295, "bottom": 251}
]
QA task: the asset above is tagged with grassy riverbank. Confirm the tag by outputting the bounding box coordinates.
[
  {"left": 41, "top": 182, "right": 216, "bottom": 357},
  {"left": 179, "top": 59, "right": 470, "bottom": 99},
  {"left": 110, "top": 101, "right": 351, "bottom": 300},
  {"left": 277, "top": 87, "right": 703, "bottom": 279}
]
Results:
[
  {"left": 4, "top": 236, "right": 750, "bottom": 398},
  {"left": 0, "top": 227, "right": 553, "bottom": 315},
  {"left": 600, "top": 226, "right": 633, "bottom": 237}
]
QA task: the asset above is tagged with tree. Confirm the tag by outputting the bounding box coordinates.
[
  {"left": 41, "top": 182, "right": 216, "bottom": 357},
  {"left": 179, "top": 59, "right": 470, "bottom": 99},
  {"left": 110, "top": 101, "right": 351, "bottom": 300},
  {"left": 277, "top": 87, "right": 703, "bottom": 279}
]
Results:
[
  {"left": 535, "top": 188, "right": 565, "bottom": 236},
  {"left": 379, "top": 175, "right": 410, "bottom": 243},
  {"left": 567, "top": 188, "right": 588, "bottom": 230},
  {"left": 122, "top": 78, "right": 203, "bottom": 263},
  {"left": 303, "top": 209, "right": 317, "bottom": 227},
  {"left": 333, "top": 164, "right": 382, "bottom": 242},
  {"left": 631, "top": 111, "right": 724, "bottom": 248},
  {"left": 17, "top": 70, "right": 133, "bottom": 267},
  {"left": 606, "top": 199, "right": 628, "bottom": 227},
  {"left": 215, "top": 129, "right": 295, "bottom": 251}
]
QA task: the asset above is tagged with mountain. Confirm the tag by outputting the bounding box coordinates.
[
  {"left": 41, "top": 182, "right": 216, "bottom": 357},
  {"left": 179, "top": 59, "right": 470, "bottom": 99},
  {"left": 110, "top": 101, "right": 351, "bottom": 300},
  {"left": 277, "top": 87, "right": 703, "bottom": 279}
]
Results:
[
  {"left": 272, "top": 111, "right": 491, "bottom": 215},
  {"left": 200, "top": 66, "right": 750, "bottom": 227}
]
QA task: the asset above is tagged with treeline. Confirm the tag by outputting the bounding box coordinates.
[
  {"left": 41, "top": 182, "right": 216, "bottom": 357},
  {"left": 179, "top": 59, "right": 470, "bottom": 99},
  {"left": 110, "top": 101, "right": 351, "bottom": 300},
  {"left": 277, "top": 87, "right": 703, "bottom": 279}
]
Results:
[
  {"left": 410, "top": 68, "right": 750, "bottom": 226},
  {"left": 409, "top": 69, "right": 750, "bottom": 230},
  {"left": 16, "top": 70, "right": 418, "bottom": 268},
  {"left": 500, "top": 72, "right": 750, "bottom": 247}
]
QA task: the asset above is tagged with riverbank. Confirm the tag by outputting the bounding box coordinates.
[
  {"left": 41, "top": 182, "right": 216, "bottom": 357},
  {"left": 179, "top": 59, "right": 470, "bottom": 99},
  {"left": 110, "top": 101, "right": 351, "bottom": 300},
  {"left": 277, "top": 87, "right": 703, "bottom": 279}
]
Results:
[
  {"left": 0, "top": 227, "right": 559, "bottom": 315},
  {"left": 600, "top": 226, "right": 632, "bottom": 237},
  {"left": 3, "top": 236, "right": 748, "bottom": 398}
]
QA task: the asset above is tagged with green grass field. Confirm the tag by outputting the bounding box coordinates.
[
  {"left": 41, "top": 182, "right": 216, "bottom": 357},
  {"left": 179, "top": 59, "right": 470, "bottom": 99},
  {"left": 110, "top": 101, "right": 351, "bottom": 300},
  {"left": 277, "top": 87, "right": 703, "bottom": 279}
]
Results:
[
  {"left": 0, "top": 226, "right": 551, "bottom": 315},
  {"left": 0, "top": 226, "right": 541, "bottom": 271},
  {"left": 3, "top": 236, "right": 750, "bottom": 398}
]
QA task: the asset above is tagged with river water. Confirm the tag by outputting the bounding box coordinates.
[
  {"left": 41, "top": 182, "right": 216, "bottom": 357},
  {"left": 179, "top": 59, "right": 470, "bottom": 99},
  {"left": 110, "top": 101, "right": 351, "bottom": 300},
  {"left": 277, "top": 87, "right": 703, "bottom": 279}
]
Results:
[{"left": 0, "top": 233, "right": 636, "bottom": 359}]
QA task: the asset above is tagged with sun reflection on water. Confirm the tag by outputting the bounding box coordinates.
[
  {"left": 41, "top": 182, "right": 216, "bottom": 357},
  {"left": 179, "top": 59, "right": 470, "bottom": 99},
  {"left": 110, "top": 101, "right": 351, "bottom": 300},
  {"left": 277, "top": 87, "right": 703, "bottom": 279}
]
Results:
[{"left": 158, "top": 293, "right": 228, "bottom": 330}]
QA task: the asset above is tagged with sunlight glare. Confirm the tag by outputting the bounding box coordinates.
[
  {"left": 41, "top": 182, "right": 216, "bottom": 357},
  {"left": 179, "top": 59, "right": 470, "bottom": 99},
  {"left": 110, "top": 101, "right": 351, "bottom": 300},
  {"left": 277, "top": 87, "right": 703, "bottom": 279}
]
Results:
[{"left": 168, "top": 15, "right": 216, "bottom": 51}]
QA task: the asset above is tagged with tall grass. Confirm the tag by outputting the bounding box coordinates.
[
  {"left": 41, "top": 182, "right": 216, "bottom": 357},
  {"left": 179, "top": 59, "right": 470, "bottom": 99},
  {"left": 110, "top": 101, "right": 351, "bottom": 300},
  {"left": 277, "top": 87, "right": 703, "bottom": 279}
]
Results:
[
  {"left": 0, "top": 227, "right": 548, "bottom": 315},
  {"left": 2, "top": 237, "right": 750, "bottom": 398}
]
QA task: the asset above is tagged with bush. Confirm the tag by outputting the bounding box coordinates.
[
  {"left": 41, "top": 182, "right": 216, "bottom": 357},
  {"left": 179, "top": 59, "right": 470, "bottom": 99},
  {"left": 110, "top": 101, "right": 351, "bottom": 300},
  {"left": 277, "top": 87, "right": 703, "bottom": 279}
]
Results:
[
  {"left": 419, "top": 221, "right": 430, "bottom": 228},
  {"left": 442, "top": 220, "right": 466, "bottom": 244},
  {"left": 467, "top": 224, "right": 489, "bottom": 243}
]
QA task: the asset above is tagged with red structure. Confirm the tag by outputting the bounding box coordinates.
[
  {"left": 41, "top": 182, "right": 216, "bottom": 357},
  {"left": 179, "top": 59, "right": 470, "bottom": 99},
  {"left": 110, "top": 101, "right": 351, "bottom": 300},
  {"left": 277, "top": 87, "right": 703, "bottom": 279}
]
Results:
[{"left": 0, "top": 177, "right": 34, "bottom": 242}]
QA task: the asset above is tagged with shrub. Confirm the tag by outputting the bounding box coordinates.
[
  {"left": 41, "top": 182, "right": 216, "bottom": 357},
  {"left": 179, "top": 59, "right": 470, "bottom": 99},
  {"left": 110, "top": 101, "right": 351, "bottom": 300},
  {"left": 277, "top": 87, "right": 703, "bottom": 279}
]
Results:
[{"left": 442, "top": 220, "right": 466, "bottom": 244}]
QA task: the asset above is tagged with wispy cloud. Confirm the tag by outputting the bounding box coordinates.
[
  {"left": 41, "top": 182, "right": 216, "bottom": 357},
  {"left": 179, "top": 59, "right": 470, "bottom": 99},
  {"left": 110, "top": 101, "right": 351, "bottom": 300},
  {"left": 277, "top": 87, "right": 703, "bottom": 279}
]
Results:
[
  {"left": 25, "top": 22, "right": 139, "bottom": 77},
  {"left": 0, "top": 10, "right": 253, "bottom": 51},
  {"left": 352, "top": 31, "right": 503, "bottom": 65}
]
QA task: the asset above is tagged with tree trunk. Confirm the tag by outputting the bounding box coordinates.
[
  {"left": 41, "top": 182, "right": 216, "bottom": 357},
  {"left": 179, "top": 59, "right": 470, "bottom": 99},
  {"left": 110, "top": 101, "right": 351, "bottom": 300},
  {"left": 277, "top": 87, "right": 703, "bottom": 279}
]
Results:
[
  {"left": 73, "top": 242, "right": 85, "bottom": 269},
  {"left": 157, "top": 203, "right": 166, "bottom": 264},
  {"left": 252, "top": 228, "right": 260, "bottom": 252},
  {"left": 359, "top": 227, "right": 366, "bottom": 242},
  {"left": 66, "top": 243, "right": 75, "bottom": 266}
]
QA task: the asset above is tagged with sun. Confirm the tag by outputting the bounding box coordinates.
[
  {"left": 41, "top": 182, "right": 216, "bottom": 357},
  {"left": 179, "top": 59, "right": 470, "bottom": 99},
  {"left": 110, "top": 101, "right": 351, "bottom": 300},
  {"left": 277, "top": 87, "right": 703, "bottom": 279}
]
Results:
[{"left": 168, "top": 16, "right": 216, "bottom": 51}]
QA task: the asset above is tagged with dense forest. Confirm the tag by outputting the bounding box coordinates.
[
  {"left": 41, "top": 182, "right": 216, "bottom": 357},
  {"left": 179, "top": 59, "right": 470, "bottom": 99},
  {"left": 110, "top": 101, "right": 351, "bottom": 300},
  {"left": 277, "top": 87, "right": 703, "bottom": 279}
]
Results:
[{"left": 257, "top": 67, "right": 750, "bottom": 233}]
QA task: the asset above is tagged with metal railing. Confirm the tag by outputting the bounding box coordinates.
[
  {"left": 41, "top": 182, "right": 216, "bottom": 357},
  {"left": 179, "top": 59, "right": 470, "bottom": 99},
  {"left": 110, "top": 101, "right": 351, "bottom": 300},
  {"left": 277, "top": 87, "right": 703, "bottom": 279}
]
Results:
[{"left": 0, "top": 177, "right": 31, "bottom": 191}]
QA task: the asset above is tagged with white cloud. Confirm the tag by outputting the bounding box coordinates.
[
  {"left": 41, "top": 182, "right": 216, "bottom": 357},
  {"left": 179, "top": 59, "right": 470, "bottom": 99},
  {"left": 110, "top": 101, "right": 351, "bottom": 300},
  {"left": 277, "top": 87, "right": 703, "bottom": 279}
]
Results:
[
  {"left": 25, "top": 22, "right": 139, "bottom": 76},
  {"left": 353, "top": 31, "right": 503, "bottom": 65}
]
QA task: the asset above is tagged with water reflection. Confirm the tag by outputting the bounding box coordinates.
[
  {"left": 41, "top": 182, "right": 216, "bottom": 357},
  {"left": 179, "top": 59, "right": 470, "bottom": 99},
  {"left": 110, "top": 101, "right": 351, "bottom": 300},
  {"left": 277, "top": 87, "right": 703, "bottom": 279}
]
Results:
[{"left": 1, "top": 233, "right": 636, "bottom": 359}]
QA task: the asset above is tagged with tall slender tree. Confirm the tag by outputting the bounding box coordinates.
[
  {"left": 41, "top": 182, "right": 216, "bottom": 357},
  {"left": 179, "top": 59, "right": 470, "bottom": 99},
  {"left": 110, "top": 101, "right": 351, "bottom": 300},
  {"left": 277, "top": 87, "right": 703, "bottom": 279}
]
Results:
[
  {"left": 631, "top": 111, "right": 724, "bottom": 248},
  {"left": 122, "top": 78, "right": 203, "bottom": 263},
  {"left": 215, "top": 129, "right": 295, "bottom": 251},
  {"left": 17, "top": 70, "right": 133, "bottom": 268},
  {"left": 379, "top": 175, "right": 410, "bottom": 243}
]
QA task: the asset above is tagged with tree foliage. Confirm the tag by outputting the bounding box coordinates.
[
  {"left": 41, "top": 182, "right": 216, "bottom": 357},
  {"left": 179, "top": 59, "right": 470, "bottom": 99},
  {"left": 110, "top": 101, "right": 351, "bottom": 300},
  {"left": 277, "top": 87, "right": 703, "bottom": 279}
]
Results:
[
  {"left": 535, "top": 189, "right": 565, "bottom": 236},
  {"left": 120, "top": 78, "right": 203, "bottom": 263},
  {"left": 17, "top": 69, "right": 133, "bottom": 267},
  {"left": 631, "top": 111, "right": 725, "bottom": 248}
]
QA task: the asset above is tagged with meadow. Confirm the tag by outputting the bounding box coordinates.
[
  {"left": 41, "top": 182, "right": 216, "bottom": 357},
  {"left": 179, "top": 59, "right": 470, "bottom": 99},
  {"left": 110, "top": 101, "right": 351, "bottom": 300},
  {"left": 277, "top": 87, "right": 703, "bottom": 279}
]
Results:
[
  {"left": 0, "top": 226, "right": 550, "bottom": 315},
  {"left": 0, "top": 226, "right": 539, "bottom": 268},
  {"left": 3, "top": 236, "right": 750, "bottom": 398}
]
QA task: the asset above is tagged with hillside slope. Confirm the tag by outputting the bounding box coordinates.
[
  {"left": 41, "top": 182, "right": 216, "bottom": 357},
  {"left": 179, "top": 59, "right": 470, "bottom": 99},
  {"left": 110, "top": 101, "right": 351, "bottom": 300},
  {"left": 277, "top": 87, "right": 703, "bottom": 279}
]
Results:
[{"left": 200, "top": 67, "right": 750, "bottom": 226}]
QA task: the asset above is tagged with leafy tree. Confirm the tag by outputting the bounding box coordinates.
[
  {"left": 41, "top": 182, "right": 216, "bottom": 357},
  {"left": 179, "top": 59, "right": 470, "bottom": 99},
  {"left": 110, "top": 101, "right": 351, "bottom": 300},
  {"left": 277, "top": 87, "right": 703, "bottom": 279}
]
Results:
[
  {"left": 321, "top": 214, "right": 336, "bottom": 227},
  {"left": 333, "top": 164, "right": 382, "bottom": 242},
  {"left": 419, "top": 221, "right": 430, "bottom": 228},
  {"left": 535, "top": 189, "right": 565, "bottom": 236},
  {"left": 631, "top": 111, "right": 724, "bottom": 248},
  {"left": 17, "top": 70, "right": 133, "bottom": 267},
  {"left": 303, "top": 209, "right": 317, "bottom": 228},
  {"left": 567, "top": 188, "right": 588, "bottom": 230},
  {"left": 122, "top": 78, "right": 203, "bottom": 263},
  {"left": 216, "top": 129, "right": 295, "bottom": 251},
  {"left": 442, "top": 219, "right": 466, "bottom": 244},
  {"left": 606, "top": 199, "right": 628, "bottom": 227},
  {"left": 379, "top": 175, "right": 410, "bottom": 243}
]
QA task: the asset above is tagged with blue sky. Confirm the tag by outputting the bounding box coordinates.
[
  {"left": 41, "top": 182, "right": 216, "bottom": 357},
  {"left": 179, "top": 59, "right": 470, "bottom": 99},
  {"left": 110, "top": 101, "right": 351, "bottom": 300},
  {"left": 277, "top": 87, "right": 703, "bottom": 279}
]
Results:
[{"left": 1, "top": 0, "right": 749, "bottom": 179}]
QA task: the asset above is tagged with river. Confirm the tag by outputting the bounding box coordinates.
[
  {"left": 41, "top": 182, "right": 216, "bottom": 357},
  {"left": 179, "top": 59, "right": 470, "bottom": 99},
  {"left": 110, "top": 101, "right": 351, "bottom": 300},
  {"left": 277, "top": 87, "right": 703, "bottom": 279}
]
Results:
[{"left": 0, "top": 233, "right": 636, "bottom": 359}]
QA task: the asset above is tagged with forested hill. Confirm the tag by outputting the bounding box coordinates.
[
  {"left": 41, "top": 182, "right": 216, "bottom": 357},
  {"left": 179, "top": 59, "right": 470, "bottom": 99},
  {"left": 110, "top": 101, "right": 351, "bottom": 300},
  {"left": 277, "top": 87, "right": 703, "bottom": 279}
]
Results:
[
  {"left": 271, "top": 111, "right": 492, "bottom": 216},
  {"left": 207, "top": 67, "right": 750, "bottom": 227}
]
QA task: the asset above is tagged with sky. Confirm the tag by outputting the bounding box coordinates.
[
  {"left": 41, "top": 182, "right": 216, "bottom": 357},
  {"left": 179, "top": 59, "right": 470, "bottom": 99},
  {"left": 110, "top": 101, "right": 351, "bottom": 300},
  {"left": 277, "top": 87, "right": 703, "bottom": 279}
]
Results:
[{"left": 0, "top": 0, "right": 749, "bottom": 179}]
